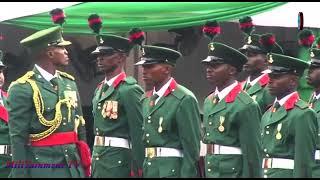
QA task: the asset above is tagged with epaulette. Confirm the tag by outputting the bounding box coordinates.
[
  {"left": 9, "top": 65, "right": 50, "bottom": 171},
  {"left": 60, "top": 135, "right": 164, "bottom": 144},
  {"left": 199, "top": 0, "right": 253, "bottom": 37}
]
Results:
[
  {"left": 295, "top": 100, "right": 308, "bottom": 109},
  {"left": 57, "top": 70, "right": 75, "bottom": 81},
  {"left": 8, "top": 71, "right": 34, "bottom": 91},
  {"left": 124, "top": 76, "right": 137, "bottom": 85},
  {"left": 238, "top": 92, "right": 253, "bottom": 105}
]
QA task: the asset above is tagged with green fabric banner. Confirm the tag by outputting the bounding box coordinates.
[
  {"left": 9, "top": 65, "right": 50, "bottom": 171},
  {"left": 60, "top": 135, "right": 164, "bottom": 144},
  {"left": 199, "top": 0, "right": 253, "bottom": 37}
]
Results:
[{"left": 2, "top": 2, "right": 286, "bottom": 35}]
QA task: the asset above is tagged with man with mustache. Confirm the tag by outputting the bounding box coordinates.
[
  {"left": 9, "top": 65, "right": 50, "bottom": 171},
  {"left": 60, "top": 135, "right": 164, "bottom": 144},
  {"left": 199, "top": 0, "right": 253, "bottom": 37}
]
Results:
[
  {"left": 0, "top": 50, "right": 10, "bottom": 177},
  {"left": 135, "top": 45, "right": 201, "bottom": 178},
  {"left": 240, "top": 34, "right": 283, "bottom": 113},
  {"left": 7, "top": 26, "right": 90, "bottom": 178},
  {"left": 261, "top": 52, "right": 317, "bottom": 178},
  {"left": 90, "top": 34, "right": 145, "bottom": 178},
  {"left": 201, "top": 42, "right": 262, "bottom": 178},
  {"left": 306, "top": 46, "right": 320, "bottom": 177}
]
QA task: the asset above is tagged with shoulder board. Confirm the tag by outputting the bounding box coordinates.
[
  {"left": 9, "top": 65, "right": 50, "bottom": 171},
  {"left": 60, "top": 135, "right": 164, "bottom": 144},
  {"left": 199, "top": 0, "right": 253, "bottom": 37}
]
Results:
[
  {"left": 237, "top": 91, "right": 253, "bottom": 105},
  {"left": 124, "top": 76, "right": 137, "bottom": 85},
  {"left": 171, "top": 85, "right": 186, "bottom": 100},
  {"left": 57, "top": 71, "right": 75, "bottom": 81},
  {"left": 8, "top": 71, "right": 34, "bottom": 91},
  {"left": 295, "top": 100, "right": 308, "bottom": 109}
]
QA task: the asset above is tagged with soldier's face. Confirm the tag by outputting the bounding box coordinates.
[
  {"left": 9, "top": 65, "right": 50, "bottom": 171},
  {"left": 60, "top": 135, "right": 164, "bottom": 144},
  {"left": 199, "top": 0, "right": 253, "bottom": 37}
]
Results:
[
  {"left": 142, "top": 63, "right": 169, "bottom": 86},
  {"left": 307, "top": 67, "right": 320, "bottom": 87},
  {"left": 96, "top": 52, "right": 123, "bottom": 73},
  {"left": 48, "top": 46, "right": 69, "bottom": 66},
  {"left": 0, "top": 69, "right": 4, "bottom": 89},
  {"left": 243, "top": 52, "right": 267, "bottom": 74},
  {"left": 268, "top": 73, "right": 297, "bottom": 97},
  {"left": 205, "top": 63, "right": 232, "bottom": 86}
]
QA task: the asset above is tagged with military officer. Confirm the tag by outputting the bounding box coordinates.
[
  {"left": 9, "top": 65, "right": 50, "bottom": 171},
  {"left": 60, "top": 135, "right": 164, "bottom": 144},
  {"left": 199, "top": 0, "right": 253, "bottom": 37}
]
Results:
[
  {"left": 7, "top": 26, "right": 90, "bottom": 178},
  {"left": 90, "top": 34, "right": 145, "bottom": 178},
  {"left": 201, "top": 42, "right": 262, "bottom": 178},
  {"left": 306, "top": 46, "right": 320, "bottom": 177},
  {"left": 239, "top": 33, "right": 283, "bottom": 113},
  {"left": 261, "top": 53, "right": 317, "bottom": 178},
  {"left": 0, "top": 50, "right": 11, "bottom": 177},
  {"left": 135, "top": 45, "right": 201, "bottom": 178}
]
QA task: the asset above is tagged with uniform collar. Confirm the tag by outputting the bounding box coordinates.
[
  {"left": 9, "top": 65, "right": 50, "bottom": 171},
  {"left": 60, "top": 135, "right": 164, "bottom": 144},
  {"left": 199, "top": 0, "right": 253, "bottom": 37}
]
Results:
[
  {"left": 35, "top": 64, "right": 58, "bottom": 82},
  {"left": 247, "top": 69, "right": 271, "bottom": 86},
  {"left": 274, "top": 91, "right": 299, "bottom": 110},
  {"left": 216, "top": 80, "right": 238, "bottom": 102},
  {"left": 105, "top": 72, "right": 123, "bottom": 87},
  {"left": 153, "top": 77, "right": 173, "bottom": 98}
]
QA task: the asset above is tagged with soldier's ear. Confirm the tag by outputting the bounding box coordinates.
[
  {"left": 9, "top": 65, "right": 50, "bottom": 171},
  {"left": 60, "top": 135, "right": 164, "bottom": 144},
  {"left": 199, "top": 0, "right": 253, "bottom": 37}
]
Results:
[{"left": 47, "top": 50, "right": 54, "bottom": 58}]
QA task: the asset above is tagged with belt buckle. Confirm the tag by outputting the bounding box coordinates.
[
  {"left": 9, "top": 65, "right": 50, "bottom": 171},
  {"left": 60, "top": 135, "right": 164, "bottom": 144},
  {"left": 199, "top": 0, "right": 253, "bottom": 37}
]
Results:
[
  {"left": 146, "top": 148, "right": 156, "bottom": 158},
  {"left": 263, "top": 158, "right": 272, "bottom": 169},
  {"left": 95, "top": 136, "right": 104, "bottom": 146}
]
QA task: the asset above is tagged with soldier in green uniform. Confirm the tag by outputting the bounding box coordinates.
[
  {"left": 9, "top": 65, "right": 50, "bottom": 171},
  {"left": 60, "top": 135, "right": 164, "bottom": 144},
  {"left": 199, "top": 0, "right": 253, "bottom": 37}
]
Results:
[
  {"left": 261, "top": 53, "right": 317, "bottom": 178},
  {"left": 0, "top": 50, "right": 11, "bottom": 177},
  {"left": 306, "top": 46, "right": 320, "bottom": 177},
  {"left": 90, "top": 34, "right": 145, "bottom": 178},
  {"left": 7, "top": 26, "right": 90, "bottom": 178},
  {"left": 134, "top": 45, "right": 201, "bottom": 178},
  {"left": 239, "top": 34, "right": 283, "bottom": 113},
  {"left": 201, "top": 42, "right": 262, "bottom": 178}
]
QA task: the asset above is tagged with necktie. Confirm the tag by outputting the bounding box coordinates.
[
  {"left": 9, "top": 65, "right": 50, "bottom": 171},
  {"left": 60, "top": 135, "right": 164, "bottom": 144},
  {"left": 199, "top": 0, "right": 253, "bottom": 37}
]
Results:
[
  {"left": 149, "top": 94, "right": 159, "bottom": 107},
  {"left": 212, "top": 94, "right": 220, "bottom": 104},
  {"left": 272, "top": 101, "right": 281, "bottom": 112},
  {"left": 310, "top": 97, "right": 317, "bottom": 108},
  {"left": 101, "top": 83, "right": 109, "bottom": 97},
  {"left": 245, "top": 83, "right": 252, "bottom": 91},
  {"left": 50, "top": 77, "right": 59, "bottom": 91}
]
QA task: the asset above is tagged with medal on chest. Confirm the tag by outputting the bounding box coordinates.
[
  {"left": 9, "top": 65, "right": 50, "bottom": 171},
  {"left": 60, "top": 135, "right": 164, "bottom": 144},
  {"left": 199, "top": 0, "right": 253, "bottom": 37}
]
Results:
[{"left": 218, "top": 116, "right": 225, "bottom": 132}]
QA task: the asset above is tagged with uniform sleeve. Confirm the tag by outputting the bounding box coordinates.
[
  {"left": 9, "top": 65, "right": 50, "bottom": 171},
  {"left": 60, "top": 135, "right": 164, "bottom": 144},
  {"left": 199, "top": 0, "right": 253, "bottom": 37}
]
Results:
[
  {"left": 122, "top": 84, "right": 145, "bottom": 177},
  {"left": 7, "top": 83, "right": 33, "bottom": 178},
  {"left": 176, "top": 95, "right": 201, "bottom": 178},
  {"left": 293, "top": 109, "right": 317, "bottom": 178},
  {"left": 75, "top": 83, "right": 86, "bottom": 142},
  {"left": 238, "top": 101, "right": 262, "bottom": 178}
]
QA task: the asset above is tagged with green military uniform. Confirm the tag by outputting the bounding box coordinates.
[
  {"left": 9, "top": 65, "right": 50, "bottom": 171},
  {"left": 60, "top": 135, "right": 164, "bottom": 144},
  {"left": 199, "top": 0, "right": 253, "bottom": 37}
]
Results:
[
  {"left": 307, "top": 47, "right": 320, "bottom": 177},
  {"left": 90, "top": 34, "right": 145, "bottom": 178},
  {"left": 135, "top": 45, "right": 201, "bottom": 178},
  {"left": 261, "top": 53, "right": 317, "bottom": 178},
  {"left": 0, "top": 52, "right": 11, "bottom": 178},
  {"left": 201, "top": 42, "right": 262, "bottom": 178},
  {"left": 239, "top": 34, "right": 283, "bottom": 112},
  {"left": 7, "top": 27, "right": 89, "bottom": 178}
]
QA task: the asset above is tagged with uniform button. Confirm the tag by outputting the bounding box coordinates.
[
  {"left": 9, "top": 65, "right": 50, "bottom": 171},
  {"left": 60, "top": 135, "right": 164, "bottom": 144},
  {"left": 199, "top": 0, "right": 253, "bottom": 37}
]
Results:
[
  {"left": 208, "top": 168, "right": 211, "bottom": 172},
  {"left": 206, "top": 133, "right": 210, "bottom": 136},
  {"left": 146, "top": 140, "right": 150, "bottom": 143},
  {"left": 35, "top": 157, "right": 39, "bottom": 160},
  {"left": 171, "top": 169, "right": 175, "bottom": 172},
  {"left": 147, "top": 162, "right": 151, "bottom": 165},
  {"left": 65, "top": 154, "right": 68, "bottom": 157},
  {"left": 63, "top": 122, "right": 66, "bottom": 125},
  {"left": 318, "top": 133, "right": 320, "bottom": 136},
  {"left": 96, "top": 128, "right": 99, "bottom": 131},
  {"left": 266, "top": 131, "right": 269, "bottom": 134},
  {"left": 209, "top": 122, "right": 212, "bottom": 125},
  {"left": 47, "top": 107, "right": 50, "bottom": 110},
  {"left": 147, "top": 120, "right": 151, "bottom": 123},
  {"left": 266, "top": 154, "right": 269, "bottom": 157},
  {"left": 207, "top": 161, "right": 210, "bottom": 165},
  {"left": 98, "top": 106, "right": 101, "bottom": 109},
  {"left": 264, "top": 175, "right": 267, "bottom": 178},
  {"left": 96, "top": 132, "right": 99, "bottom": 135},
  {"left": 264, "top": 148, "right": 267, "bottom": 152},
  {"left": 38, "top": 75, "right": 42, "bottom": 78},
  {"left": 98, "top": 103, "right": 101, "bottom": 106},
  {"left": 146, "top": 134, "right": 150, "bottom": 137},
  {"left": 266, "top": 126, "right": 269, "bottom": 129},
  {"left": 63, "top": 117, "right": 66, "bottom": 120},
  {"left": 65, "top": 149, "right": 68, "bottom": 152},
  {"left": 96, "top": 157, "right": 99, "bottom": 160},
  {"left": 142, "top": 127, "right": 145, "bottom": 130},
  {"left": 264, "top": 169, "right": 268, "bottom": 173},
  {"left": 148, "top": 116, "right": 151, "bottom": 119},
  {"left": 261, "top": 133, "right": 263, "bottom": 136},
  {"left": 232, "top": 168, "right": 235, "bottom": 170},
  {"left": 118, "top": 161, "right": 122, "bottom": 164}
]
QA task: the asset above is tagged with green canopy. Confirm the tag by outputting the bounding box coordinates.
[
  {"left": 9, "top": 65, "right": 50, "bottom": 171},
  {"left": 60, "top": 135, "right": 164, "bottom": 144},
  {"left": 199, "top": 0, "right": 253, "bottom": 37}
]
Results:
[{"left": 1, "top": 2, "right": 286, "bottom": 35}]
